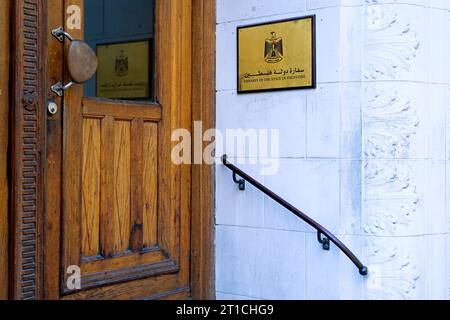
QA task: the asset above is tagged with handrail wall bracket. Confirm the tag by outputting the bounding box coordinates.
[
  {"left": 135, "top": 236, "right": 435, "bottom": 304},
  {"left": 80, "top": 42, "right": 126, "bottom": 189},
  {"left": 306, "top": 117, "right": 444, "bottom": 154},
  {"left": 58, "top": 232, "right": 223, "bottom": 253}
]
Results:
[
  {"left": 233, "top": 172, "right": 246, "bottom": 191},
  {"left": 317, "top": 232, "right": 331, "bottom": 251}
]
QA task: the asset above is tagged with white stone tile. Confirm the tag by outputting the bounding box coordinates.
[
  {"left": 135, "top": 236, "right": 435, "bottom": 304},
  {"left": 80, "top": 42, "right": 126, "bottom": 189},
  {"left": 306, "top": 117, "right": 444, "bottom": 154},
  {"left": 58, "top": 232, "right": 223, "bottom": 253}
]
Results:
[
  {"left": 425, "top": 161, "right": 447, "bottom": 235},
  {"left": 217, "top": 0, "right": 306, "bottom": 24},
  {"left": 314, "top": 8, "right": 341, "bottom": 83},
  {"left": 429, "top": 0, "right": 450, "bottom": 10},
  {"left": 447, "top": 89, "right": 450, "bottom": 161},
  {"left": 305, "top": 233, "right": 364, "bottom": 299},
  {"left": 428, "top": 9, "right": 449, "bottom": 84},
  {"left": 216, "top": 90, "right": 307, "bottom": 159},
  {"left": 216, "top": 292, "right": 259, "bottom": 300},
  {"left": 257, "top": 229, "right": 307, "bottom": 299},
  {"left": 370, "top": 0, "right": 450, "bottom": 10},
  {"left": 215, "top": 226, "right": 306, "bottom": 299},
  {"left": 447, "top": 161, "right": 450, "bottom": 233},
  {"left": 425, "top": 234, "right": 448, "bottom": 299},
  {"left": 340, "top": 160, "right": 362, "bottom": 235},
  {"left": 264, "top": 159, "right": 340, "bottom": 233},
  {"left": 306, "top": 83, "right": 341, "bottom": 158},
  {"left": 216, "top": 226, "right": 265, "bottom": 298},
  {"left": 341, "top": 6, "right": 363, "bottom": 82},
  {"left": 426, "top": 84, "right": 447, "bottom": 161},
  {"left": 340, "top": 0, "right": 364, "bottom": 6},
  {"left": 216, "top": 162, "right": 265, "bottom": 228},
  {"left": 341, "top": 83, "right": 362, "bottom": 159},
  {"left": 446, "top": 233, "right": 450, "bottom": 299},
  {"left": 216, "top": 22, "right": 237, "bottom": 92},
  {"left": 364, "top": 1, "right": 429, "bottom": 8},
  {"left": 308, "top": 0, "right": 344, "bottom": 10}
]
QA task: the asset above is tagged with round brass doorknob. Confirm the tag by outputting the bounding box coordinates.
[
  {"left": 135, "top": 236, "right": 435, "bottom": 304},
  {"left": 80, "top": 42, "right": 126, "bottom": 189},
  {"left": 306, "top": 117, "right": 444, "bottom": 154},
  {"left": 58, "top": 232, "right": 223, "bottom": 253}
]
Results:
[{"left": 67, "top": 40, "right": 98, "bottom": 84}]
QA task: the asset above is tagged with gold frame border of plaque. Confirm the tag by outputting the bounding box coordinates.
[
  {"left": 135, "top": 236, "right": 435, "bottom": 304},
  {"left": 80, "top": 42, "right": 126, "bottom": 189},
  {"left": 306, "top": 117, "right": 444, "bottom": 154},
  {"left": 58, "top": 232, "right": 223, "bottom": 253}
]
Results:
[
  {"left": 96, "top": 40, "right": 151, "bottom": 99},
  {"left": 237, "top": 15, "right": 316, "bottom": 93}
]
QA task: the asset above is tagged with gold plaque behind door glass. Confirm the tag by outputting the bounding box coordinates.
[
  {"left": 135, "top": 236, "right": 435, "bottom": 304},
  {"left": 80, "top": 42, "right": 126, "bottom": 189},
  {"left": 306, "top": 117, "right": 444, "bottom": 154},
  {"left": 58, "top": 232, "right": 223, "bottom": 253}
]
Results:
[
  {"left": 237, "top": 16, "right": 316, "bottom": 93},
  {"left": 97, "top": 41, "right": 150, "bottom": 99}
]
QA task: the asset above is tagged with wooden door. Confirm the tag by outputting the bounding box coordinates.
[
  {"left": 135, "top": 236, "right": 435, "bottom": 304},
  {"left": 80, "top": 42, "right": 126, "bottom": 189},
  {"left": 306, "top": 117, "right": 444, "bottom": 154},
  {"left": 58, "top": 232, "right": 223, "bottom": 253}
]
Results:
[
  {"left": 11, "top": 0, "right": 213, "bottom": 300},
  {"left": 47, "top": 0, "right": 192, "bottom": 299}
]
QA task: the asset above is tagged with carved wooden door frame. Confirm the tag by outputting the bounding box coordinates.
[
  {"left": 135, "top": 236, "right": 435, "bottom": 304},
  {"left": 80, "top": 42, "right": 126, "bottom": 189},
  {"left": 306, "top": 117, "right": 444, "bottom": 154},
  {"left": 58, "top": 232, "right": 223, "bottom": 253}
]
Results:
[{"left": 10, "top": 0, "right": 215, "bottom": 300}]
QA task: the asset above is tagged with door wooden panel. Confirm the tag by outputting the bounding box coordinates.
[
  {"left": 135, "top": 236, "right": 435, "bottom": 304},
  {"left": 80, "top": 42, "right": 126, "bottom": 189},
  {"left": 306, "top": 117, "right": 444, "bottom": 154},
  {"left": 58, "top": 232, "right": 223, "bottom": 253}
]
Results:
[
  {"left": 78, "top": 101, "right": 162, "bottom": 263},
  {"left": 142, "top": 122, "right": 158, "bottom": 249},
  {"left": 111, "top": 119, "right": 132, "bottom": 254},
  {"left": 81, "top": 117, "right": 101, "bottom": 258}
]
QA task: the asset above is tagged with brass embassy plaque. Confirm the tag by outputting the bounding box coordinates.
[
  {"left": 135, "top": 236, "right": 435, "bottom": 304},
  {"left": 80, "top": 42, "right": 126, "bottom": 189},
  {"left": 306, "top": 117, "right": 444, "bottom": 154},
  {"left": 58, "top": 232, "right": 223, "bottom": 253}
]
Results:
[
  {"left": 97, "top": 41, "right": 150, "bottom": 99},
  {"left": 237, "top": 16, "right": 316, "bottom": 93}
]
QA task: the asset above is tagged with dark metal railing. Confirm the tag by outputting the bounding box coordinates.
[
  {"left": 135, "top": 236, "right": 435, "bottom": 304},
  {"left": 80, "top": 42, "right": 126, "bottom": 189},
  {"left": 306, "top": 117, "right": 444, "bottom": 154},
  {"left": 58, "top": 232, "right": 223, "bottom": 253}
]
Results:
[{"left": 222, "top": 155, "right": 368, "bottom": 276}]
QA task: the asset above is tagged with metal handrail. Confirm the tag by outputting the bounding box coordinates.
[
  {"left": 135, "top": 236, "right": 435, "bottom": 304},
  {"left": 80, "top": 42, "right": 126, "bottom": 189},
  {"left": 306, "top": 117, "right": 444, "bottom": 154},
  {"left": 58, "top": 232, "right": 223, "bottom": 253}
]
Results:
[{"left": 221, "top": 155, "right": 368, "bottom": 276}]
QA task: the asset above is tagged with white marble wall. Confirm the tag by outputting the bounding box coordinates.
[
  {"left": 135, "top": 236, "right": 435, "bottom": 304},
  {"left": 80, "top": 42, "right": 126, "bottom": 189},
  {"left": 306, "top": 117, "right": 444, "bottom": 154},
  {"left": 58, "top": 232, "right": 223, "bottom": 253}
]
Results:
[{"left": 215, "top": 0, "right": 450, "bottom": 300}]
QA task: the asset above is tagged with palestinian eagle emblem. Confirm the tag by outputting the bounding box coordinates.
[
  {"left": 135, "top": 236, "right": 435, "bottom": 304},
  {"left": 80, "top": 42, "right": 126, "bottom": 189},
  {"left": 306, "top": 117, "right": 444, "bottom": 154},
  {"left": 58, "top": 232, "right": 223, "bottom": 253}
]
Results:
[
  {"left": 264, "top": 32, "right": 283, "bottom": 63},
  {"left": 115, "top": 50, "right": 129, "bottom": 77}
]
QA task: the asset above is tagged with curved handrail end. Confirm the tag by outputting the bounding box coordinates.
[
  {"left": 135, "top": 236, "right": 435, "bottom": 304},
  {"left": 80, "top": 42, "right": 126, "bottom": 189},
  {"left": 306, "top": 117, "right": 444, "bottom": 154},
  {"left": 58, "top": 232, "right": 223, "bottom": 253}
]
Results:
[{"left": 359, "top": 266, "right": 369, "bottom": 276}]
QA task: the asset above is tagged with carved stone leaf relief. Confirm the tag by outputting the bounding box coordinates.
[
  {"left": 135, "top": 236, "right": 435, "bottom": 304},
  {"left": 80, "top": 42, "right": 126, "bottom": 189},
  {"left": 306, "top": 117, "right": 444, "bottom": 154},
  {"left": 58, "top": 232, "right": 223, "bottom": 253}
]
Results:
[
  {"left": 364, "top": 5, "right": 419, "bottom": 80},
  {"left": 362, "top": 3, "right": 422, "bottom": 299},
  {"left": 363, "top": 161, "right": 419, "bottom": 235},
  {"left": 365, "top": 239, "right": 420, "bottom": 299},
  {"left": 364, "top": 85, "right": 419, "bottom": 159}
]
